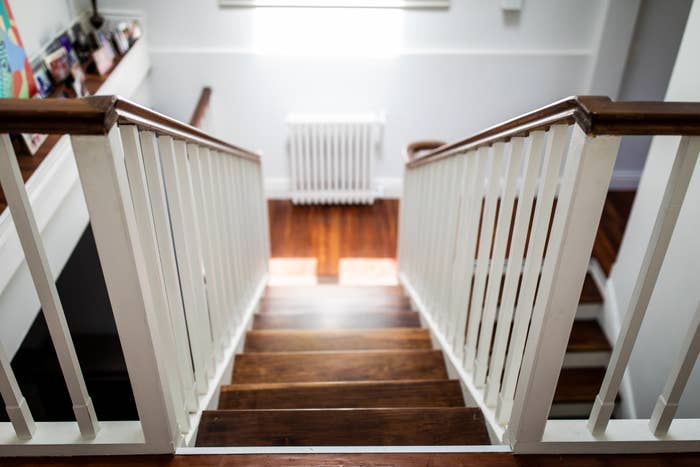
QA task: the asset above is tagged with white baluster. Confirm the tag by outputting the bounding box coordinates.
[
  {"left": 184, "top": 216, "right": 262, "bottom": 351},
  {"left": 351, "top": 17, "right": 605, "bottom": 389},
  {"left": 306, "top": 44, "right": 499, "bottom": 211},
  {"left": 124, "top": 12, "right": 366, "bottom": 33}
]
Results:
[
  {"left": 474, "top": 139, "right": 524, "bottom": 387},
  {"left": 138, "top": 131, "right": 197, "bottom": 411},
  {"left": 649, "top": 302, "right": 700, "bottom": 436},
  {"left": 0, "top": 343, "right": 35, "bottom": 439},
  {"left": 72, "top": 128, "right": 178, "bottom": 449},
  {"left": 588, "top": 135, "right": 700, "bottom": 434},
  {"left": 119, "top": 125, "right": 190, "bottom": 435},
  {"left": 0, "top": 134, "right": 99, "bottom": 438},
  {"left": 496, "top": 126, "right": 567, "bottom": 421},
  {"left": 464, "top": 143, "right": 505, "bottom": 371},
  {"left": 486, "top": 136, "right": 537, "bottom": 412},
  {"left": 158, "top": 135, "right": 210, "bottom": 394},
  {"left": 507, "top": 127, "right": 620, "bottom": 446}
]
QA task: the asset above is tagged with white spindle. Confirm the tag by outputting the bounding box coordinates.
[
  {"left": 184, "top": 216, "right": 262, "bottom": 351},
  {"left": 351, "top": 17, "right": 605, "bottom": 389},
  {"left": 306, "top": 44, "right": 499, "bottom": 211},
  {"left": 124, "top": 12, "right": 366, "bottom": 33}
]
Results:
[
  {"left": 446, "top": 151, "right": 483, "bottom": 358},
  {"left": 0, "top": 134, "right": 99, "bottom": 439},
  {"left": 158, "top": 135, "right": 210, "bottom": 394},
  {"left": 72, "top": 127, "right": 177, "bottom": 449},
  {"left": 507, "top": 127, "right": 620, "bottom": 446},
  {"left": 588, "top": 135, "right": 700, "bottom": 434},
  {"left": 496, "top": 127, "right": 567, "bottom": 422},
  {"left": 474, "top": 139, "right": 524, "bottom": 387},
  {"left": 0, "top": 344, "right": 35, "bottom": 439},
  {"left": 486, "top": 136, "right": 537, "bottom": 412},
  {"left": 649, "top": 302, "right": 700, "bottom": 436},
  {"left": 119, "top": 126, "right": 190, "bottom": 435},
  {"left": 137, "top": 131, "right": 197, "bottom": 411},
  {"left": 464, "top": 143, "right": 505, "bottom": 371}
]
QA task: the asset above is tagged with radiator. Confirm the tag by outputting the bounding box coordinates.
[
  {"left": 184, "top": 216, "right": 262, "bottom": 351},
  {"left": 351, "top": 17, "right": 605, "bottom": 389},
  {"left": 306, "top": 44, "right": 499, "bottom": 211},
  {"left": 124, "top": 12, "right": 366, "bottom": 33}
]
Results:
[{"left": 287, "top": 114, "right": 382, "bottom": 204}]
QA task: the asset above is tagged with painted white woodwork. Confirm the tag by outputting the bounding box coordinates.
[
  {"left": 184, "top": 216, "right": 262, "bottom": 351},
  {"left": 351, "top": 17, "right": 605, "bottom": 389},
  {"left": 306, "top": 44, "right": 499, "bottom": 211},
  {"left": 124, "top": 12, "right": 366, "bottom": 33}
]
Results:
[
  {"left": 506, "top": 128, "right": 620, "bottom": 446},
  {"left": 649, "top": 303, "right": 700, "bottom": 436},
  {"left": 588, "top": 136, "right": 700, "bottom": 435},
  {"left": 119, "top": 126, "right": 191, "bottom": 436},
  {"left": 158, "top": 136, "right": 211, "bottom": 395},
  {"left": 0, "top": 134, "right": 99, "bottom": 439},
  {"left": 496, "top": 127, "right": 567, "bottom": 423},
  {"left": 0, "top": 344, "right": 35, "bottom": 440},
  {"left": 71, "top": 128, "right": 177, "bottom": 451}
]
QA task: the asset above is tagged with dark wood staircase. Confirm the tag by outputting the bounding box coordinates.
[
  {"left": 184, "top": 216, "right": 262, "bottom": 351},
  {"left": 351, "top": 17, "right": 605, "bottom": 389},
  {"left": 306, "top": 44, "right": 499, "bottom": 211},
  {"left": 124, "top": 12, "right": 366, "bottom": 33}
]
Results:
[
  {"left": 196, "top": 280, "right": 612, "bottom": 446},
  {"left": 195, "top": 285, "right": 490, "bottom": 447}
]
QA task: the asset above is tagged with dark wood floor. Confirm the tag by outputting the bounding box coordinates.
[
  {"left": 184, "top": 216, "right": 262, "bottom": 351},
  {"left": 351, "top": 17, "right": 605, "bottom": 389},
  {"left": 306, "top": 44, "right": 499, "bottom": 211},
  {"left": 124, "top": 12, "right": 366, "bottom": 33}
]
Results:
[
  {"left": 268, "top": 199, "right": 398, "bottom": 276},
  {"left": 4, "top": 453, "right": 700, "bottom": 466},
  {"left": 268, "top": 191, "right": 635, "bottom": 278}
]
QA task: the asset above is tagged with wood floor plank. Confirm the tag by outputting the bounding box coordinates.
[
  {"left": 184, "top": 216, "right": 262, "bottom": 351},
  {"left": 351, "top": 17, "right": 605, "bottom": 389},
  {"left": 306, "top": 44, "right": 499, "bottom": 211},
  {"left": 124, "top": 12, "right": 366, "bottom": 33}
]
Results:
[
  {"left": 231, "top": 350, "right": 448, "bottom": 383},
  {"left": 244, "top": 328, "right": 432, "bottom": 352},
  {"left": 218, "top": 380, "right": 465, "bottom": 409},
  {"left": 253, "top": 310, "right": 421, "bottom": 329},
  {"left": 196, "top": 407, "right": 490, "bottom": 446}
]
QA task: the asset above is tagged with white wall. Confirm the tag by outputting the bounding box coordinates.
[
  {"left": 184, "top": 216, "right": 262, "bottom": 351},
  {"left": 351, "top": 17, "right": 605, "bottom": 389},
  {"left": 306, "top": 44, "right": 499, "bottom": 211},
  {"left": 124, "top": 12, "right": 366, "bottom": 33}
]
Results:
[
  {"left": 609, "top": 0, "right": 700, "bottom": 418},
  {"left": 94, "top": 0, "right": 647, "bottom": 196}
]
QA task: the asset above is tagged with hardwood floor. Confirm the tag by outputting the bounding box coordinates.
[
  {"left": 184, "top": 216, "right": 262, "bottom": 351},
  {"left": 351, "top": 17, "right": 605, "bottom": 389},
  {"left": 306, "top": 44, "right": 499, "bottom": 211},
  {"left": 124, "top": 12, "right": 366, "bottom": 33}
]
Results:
[
  {"left": 268, "top": 192, "right": 635, "bottom": 278},
  {"left": 268, "top": 199, "right": 398, "bottom": 277},
  {"left": 4, "top": 453, "right": 700, "bottom": 466}
]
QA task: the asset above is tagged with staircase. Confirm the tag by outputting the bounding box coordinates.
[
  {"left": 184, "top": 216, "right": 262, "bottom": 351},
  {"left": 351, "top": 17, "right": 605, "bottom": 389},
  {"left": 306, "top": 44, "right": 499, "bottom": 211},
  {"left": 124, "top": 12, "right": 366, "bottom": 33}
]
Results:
[
  {"left": 195, "top": 278, "right": 610, "bottom": 446},
  {"left": 196, "top": 284, "right": 490, "bottom": 446}
]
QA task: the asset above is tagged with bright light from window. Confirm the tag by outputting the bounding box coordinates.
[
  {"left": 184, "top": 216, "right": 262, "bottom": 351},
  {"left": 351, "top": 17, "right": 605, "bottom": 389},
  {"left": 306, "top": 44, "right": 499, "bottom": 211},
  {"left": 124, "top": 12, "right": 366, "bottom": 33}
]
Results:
[{"left": 252, "top": 8, "right": 404, "bottom": 58}]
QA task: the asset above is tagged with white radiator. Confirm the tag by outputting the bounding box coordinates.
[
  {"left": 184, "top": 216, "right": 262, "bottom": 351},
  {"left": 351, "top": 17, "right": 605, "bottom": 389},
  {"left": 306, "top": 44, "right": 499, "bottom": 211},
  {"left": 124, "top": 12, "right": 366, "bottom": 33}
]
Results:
[{"left": 287, "top": 114, "right": 382, "bottom": 204}]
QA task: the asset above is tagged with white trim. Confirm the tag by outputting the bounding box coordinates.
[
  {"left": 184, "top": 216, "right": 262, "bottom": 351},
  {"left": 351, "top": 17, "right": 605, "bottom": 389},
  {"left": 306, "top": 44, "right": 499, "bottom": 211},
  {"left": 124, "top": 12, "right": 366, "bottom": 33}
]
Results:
[
  {"left": 219, "top": 0, "right": 449, "bottom": 8},
  {"left": 399, "top": 272, "right": 507, "bottom": 444},
  {"left": 265, "top": 177, "right": 401, "bottom": 199},
  {"left": 515, "top": 419, "right": 700, "bottom": 454},
  {"left": 182, "top": 275, "right": 268, "bottom": 447},
  {"left": 178, "top": 444, "right": 511, "bottom": 455},
  {"left": 149, "top": 46, "right": 591, "bottom": 58}
]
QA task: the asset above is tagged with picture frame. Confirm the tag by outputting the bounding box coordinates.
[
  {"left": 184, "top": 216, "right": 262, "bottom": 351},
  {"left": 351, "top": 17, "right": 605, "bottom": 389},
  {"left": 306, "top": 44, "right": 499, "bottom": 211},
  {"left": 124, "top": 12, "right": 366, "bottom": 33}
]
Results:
[
  {"left": 44, "top": 47, "right": 71, "bottom": 83},
  {"left": 32, "top": 63, "right": 54, "bottom": 98}
]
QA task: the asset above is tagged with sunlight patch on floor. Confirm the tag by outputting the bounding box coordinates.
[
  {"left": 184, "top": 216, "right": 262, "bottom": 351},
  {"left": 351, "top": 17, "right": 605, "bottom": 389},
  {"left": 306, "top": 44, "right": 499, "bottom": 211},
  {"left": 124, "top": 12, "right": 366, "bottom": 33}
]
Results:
[
  {"left": 268, "top": 257, "right": 398, "bottom": 286},
  {"left": 339, "top": 258, "right": 398, "bottom": 286},
  {"left": 269, "top": 258, "right": 318, "bottom": 286}
]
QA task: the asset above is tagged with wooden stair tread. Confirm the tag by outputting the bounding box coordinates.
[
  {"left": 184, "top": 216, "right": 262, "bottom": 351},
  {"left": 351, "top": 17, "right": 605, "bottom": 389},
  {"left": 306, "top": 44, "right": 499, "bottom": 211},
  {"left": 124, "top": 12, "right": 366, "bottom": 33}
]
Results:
[
  {"left": 554, "top": 367, "right": 606, "bottom": 403},
  {"left": 232, "top": 350, "right": 448, "bottom": 383},
  {"left": 568, "top": 320, "right": 611, "bottom": 353},
  {"left": 244, "top": 328, "right": 432, "bottom": 352},
  {"left": 196, "top": 407, "right": 490, "bottom": 446},
  {"left": 218, "top": 379, "right": 464, "bottom": 409},
  {"left": 253, "top": 310, "right": 421, "bottom": 329}
]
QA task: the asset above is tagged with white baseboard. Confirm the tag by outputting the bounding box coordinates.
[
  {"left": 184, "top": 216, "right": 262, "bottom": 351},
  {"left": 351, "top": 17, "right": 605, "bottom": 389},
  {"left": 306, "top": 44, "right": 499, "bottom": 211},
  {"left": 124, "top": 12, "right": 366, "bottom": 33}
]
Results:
[{"left": 264, "top": 177, "right": 403, "bottom": 199}]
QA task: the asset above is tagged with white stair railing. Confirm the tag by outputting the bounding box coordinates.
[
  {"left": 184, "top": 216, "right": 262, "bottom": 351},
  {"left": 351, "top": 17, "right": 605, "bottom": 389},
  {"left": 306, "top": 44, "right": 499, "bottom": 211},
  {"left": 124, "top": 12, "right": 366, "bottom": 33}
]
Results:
[
  {"left": 0, "top": 97, "right": 269, "bottom": 455},
  {"left": 398, "top": 96, "right": 700, "bottom": 453}
]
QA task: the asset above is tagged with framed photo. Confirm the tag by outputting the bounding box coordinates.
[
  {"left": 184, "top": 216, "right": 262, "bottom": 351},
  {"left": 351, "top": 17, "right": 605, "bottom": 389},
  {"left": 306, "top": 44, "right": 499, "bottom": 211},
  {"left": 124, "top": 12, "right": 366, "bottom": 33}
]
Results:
[
  {"left": 21, "top": 132, "right": 48, "bottom": 155},
  {"left": 44, "top": 47, "right": 71, "bottom": 83},
  {"left": 70, "top": 63, "right": 88, "bottom": 97},
  {"left": 92, "top": 45, "right": 114, "bottom": 75},
  {"left": 33, "top": 63, "right": 54, "bottom": 97},
  {"left": 112, "top": 22, "right": 130, "bottom": 55}
]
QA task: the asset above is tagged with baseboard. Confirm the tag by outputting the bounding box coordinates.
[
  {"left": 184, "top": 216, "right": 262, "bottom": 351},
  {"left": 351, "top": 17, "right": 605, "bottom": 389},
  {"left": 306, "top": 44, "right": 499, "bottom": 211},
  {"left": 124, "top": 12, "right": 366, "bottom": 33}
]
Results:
[{"left": 264, "top": 177, "right": 402, "bottom": 199}]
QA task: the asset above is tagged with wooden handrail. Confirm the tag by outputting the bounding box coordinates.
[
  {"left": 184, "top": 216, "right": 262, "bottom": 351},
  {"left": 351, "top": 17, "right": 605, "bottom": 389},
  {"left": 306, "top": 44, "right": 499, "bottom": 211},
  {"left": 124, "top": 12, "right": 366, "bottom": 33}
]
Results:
[
  {"left": 404, "top": 140, "right": 446, "bottom": 163},
  {"left": 189, "top": 86, "right": 212, "bottom": 128},
  {"left": 0, "top": 96, "right": 260, "bottom": 162},
  {"left": 408, "top": 96, "right": 700, "bottom": 168}
]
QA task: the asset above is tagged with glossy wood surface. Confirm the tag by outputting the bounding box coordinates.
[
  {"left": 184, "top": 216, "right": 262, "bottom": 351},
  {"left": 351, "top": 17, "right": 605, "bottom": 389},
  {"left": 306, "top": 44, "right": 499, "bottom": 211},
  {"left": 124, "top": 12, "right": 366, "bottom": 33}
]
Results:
[
  {"left": 244, "top": 328, "right": 432, "bottom": 352},
  {"left": 196, "top": 407, "right": 489, "bottom": 446},
  {"left": 4, "top": 453, "right": 700, "bottom": 466},
  {"left": 218, "top": 379, "right": 465, "bottom": 409},
  {"left": 231, "top": 350, "right": 448, "bottom": 383}
]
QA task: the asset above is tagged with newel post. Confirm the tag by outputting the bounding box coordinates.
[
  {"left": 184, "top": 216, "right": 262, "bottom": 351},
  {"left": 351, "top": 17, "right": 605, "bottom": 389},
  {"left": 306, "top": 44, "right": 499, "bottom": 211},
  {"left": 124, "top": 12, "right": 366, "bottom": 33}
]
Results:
[
  {"left": 71, "top": 127, "right": 178, "bottom": 452},
  {"left": 506, "top": 126, "right": 620, "bottom": 450}
]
